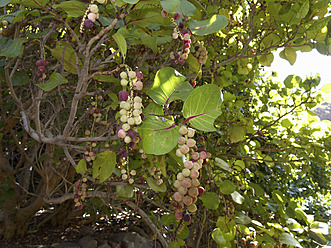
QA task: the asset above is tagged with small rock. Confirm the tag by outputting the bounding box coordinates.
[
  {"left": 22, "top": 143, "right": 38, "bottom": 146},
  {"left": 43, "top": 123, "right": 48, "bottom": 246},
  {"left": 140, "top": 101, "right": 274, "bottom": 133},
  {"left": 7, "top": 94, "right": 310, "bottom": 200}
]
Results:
[
  {"left": 78, "top": 236, "right": 98, "bottom": 248},
  {"left": 55, "top": 242, "right": 81, "bottom": 248},
  {"left": 109, "top": 232, "right": 155, "bottom": 248}
]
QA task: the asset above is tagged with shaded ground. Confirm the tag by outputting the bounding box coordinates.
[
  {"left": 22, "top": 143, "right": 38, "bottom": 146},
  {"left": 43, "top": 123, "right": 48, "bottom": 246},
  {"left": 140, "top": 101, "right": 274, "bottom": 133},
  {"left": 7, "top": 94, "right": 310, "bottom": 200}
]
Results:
[{"left": 0, "top": 209, "right": 145, "bottom": 248}]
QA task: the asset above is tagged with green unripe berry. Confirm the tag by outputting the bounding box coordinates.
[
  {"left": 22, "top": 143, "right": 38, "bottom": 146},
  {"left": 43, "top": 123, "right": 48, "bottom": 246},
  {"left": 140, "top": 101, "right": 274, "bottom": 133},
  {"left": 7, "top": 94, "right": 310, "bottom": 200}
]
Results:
[{"left": 120, "top": 71, "right": 127, "bottom": 79}]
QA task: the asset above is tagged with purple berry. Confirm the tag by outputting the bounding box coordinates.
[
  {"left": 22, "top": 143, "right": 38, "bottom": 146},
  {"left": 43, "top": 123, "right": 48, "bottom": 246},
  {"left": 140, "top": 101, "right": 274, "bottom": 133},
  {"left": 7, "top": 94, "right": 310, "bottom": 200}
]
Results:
[
  {"left": 198, "top": 186, "right": 205, "bottom": 195},
  {"left": 140, "top": 113, "right": 145, "bottom": 121},
  {"left": 36, "top": 71, "right": 43, "bottom": 78},
  {"left": 94, "top": 108, "right": 100, "bottom": 114},
  {"left": 129, "top": 142, "right": 136, "bottom": 148},
  {"left": 179, "top": 59, "right": 185, "bottom": 65},
  {"left": 118, "top": 90, "right": 129, "bottom": 101},
  {"left": 119, "top": 150, "right": 128, "bottom": 158},
  {"left": 42, "top": 60, "right": 49, "bottom": 67},
  {"left": 38, "top": 66, "right": 46, "bottom": 72},
  {"left": 178, "top": 21, "right": 184, "bottom": 29},
  {"left": 84, "top": 19, "right": 93, "bottom": 28},
  {"left": 127, "top": 129, "right": 137, "bottom": 139},
  {"left": 183, "top": 213, "right": 191, "bottom": 222},
  {"left": 174, "top": 13, "right": 180, "bottom": 21},
  {"left": 36, "top": 60, "right": 43, "bottom": 67},
  {"left": 174, "top": 54, "right": 180, "bottom": 60},
  {"left": 195, "top": 46, "right": 199, "bottom": 51},
  {"left": 181, "top": 28, "right": 189, "bottom": 35}
]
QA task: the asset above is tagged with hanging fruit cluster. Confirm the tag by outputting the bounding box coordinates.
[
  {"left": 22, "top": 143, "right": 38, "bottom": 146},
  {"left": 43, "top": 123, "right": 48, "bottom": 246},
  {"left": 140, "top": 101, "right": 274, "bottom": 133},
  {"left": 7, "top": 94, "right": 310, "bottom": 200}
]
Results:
[{"left": 172, "top": 125, "right": 208, "bottom": 221}]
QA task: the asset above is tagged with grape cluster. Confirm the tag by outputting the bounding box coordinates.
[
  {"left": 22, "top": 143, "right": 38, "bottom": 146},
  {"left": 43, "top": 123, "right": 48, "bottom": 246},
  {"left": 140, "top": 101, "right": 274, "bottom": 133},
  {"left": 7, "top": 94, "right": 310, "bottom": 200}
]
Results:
[
  {"left": 170, "top": 26, "right": 192, "bottom": 65},
  {"left": 88, "top": 96, "right": 103, "bottom": 122},
  {"left": 35, "top": 59, "right": 49, "bottom": 78},
  {"left": 80, "top": 0, "right": 106, "bottom": 32},
  {"left": 117, "top": 70, "right": 144, "bottom": 149},
  {"left": 194, "top": 41, "right": 208, "bottom": 64},
  {"left": 120, "top": 168, "right": 136, "bottom": 184},
  {"left": 73, "top": 177, "right": 88, "bottom": 210},
  {"left": 148, "top": 164, "right": 164, "bottom": 186},
  {"left": 83, "top": 142, "right": 97, "bottom": 162},
  {"left": 172, "top": 125, "right": 208, "bottom": 221}
]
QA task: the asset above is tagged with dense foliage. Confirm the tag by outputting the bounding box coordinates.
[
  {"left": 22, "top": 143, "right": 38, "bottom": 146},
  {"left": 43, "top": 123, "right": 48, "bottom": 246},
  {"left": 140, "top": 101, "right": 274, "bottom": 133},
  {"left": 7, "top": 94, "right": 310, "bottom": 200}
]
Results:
[{"left": 0, "top": 0, "right": 331, "bottom": 247}]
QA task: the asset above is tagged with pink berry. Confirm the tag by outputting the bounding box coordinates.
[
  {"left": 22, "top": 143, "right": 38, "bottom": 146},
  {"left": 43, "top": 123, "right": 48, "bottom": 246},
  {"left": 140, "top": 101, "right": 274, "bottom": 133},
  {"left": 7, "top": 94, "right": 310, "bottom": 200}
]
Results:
[
  {"left": 136, "top": 71, "right": 143, "bottom": 79},
  {"left": 192, "top": 179, "right": 200, "bottom": 187},
  {"left": 199, "top": 151, "right": 207, "bottom": 159},
  {"left": 188, "top": 187, "right": 199, "bottom": 197},
  {"left": 174, "top": 13, "right": 180, "bottom": 21},
  {"left": 177, "top": 136, "right": 186, "bottom": 145},
  {"left": 174, "top": 210, "right": 183, "bottom": 220},
  {"left": 161, "top": 9, "right": 168, "bottom": 17},
  {"left": 89, "top": 108, "right": 94, "bottom": 115},
  {"left": 186, "top": 138, "right": 196, "bottom": 148},
  {"left": 184, "top": 160, "right": 193, "bottom": 169},
  {"left": 198, "top": 186, "right": 205, "bottom": 195},
  {"left": 179, "top": 59, "right": 185, "bottom": 65},
  {"left": 178, "top": 186, "right": 187, "bottom": 196},
  {"left": 191, "top": 152, "right": 199, "bottom": 160},
  {"left": 117, "top": 129, "right": 127, "bottom": 139},
  {"left": 183, "top": 195, "right": 193, "bottom": 206},
  {"left": 36, "top": 60, "right": 43, "bottom": 67},
  {"left": 181, "top": 177, "right": 192, "bottom": 188},
  {"left": 177, "top": 173, "right": 184, "bottom": 181},
  {"left": 134, "top": 80, "right": 143, "bottom": 90},
  {"left": 118, "top": 90, "right": 129, "bottom": 101},
  {"left": 180, "top": 144, "right": 189, "bottom": 154},
  {"left": 190, "top": 81, "right": 196, "bottom": 87},
  {"left": 190, "top": 169, "right": 199, "bottom": 179}
]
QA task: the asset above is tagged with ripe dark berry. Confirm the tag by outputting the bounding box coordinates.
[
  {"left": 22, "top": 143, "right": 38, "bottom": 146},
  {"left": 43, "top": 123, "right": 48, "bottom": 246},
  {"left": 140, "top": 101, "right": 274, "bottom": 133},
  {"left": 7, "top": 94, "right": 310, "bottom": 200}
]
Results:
[
  {"left": 36, "top": 71, "right": 43, "bottom": 78},
  {"left": 36, "top": 60, "right": 43, "bottom": 67},
  {"left": 118, "top": 90, "right": 129, "bottom": 101},
  {"left": 136, "top": 71, "right": 143, "bottom": 79},
  {"left": 42, "top": 60, "right": 49, "bottom": 67},
  {"left": 198, "top": 136, "right": 205, "bottom": 143},
  {"left": 94, "top": 108, "right": 100, "bottom": 114},
  {"left": 38, "top": 66, "right": 46, "bottom": 72},
  {"left": 178, "top": 21, "right": 184, "bottom": 29},
  {"left": 84, "top": 19, "right": 93, "bottom": 28},
  {"left": 179, "top": 59, "right": 185, "bottom": 65},
  {"left": 184, "top": 43, "right": 191, "bottom": 48},
  {"left": 198, "top": 186, "right": 205, "bottom": 195},
  {"left": 183, "top": 213, "right": 191, "bottom": 222},
  {"left": 127, "top": 129, "right": 137, "bottom": 139},
  {"left": 181, "top": 28, "right": 189, "bottom": 35},
  {"left": 119, "top": 150, "right": 128, "bottom": 158},
  {"left": 174, "top": 13, "right": 180, "bottom": 20},
  {"left": 140, "top": 113, "right": 145, "bottom": 121},
  {"left": 129, "top": 142, "right": 136, "bottom": 148},
  {"left": 189, "top": 81, "right": 196, "bottom": 87},
  {"left": 174, "top": 54, "right": 180, "bottom": 60}
]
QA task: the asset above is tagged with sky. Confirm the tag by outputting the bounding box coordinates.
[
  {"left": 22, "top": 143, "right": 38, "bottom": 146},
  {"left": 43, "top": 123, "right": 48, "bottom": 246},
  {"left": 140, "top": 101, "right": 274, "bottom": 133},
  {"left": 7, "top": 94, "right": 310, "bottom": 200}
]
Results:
[{"left": 263, "top": 49, "right": 331, "bottom": 102}]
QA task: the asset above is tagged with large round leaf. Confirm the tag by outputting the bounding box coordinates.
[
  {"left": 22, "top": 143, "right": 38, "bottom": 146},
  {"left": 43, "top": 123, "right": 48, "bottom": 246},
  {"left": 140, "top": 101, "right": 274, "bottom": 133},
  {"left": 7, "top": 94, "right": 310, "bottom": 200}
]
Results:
[
  {"left": 138, "top": 116, "right": 180, "bottom": 155},
  {"left": 189, "top": 15, "right": 228, "bottom": 36},
  {"left": 183, "top": 84, "right": 222, "bottom": 132},
  {"left": 147, "top": 67, "right": 192, "bottom": 105}
]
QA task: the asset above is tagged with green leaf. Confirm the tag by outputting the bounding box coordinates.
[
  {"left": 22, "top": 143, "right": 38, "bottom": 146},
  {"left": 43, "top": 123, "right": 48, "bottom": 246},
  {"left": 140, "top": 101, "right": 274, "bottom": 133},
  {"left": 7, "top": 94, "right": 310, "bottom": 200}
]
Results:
[
  {"left": 183, "top": 84, "right": 222, "bottom": 132},
  {"left": 161, "top": 213, "right": 176, "bottom": 225},
  {"left": 220, "top": 180, "right": 236, "bottom": 194},
  {"left": 249, "top": 183, "right": 264, "bottom": 196},
  {"left": 113, "top": 32, "right": 127, "bottom": 60},
  {"left": 231, "top": 191, "right": 245, "bottom": 204},
  {"left": 310, "top": 221, "right": 330, "bottom": 235},
  {"left": 143, "top": 102, "right": 164, "bottom": 116},
  {"left": 9, "top": 0, "right": 50, "bottom": 8},
  {"left": 176, "top": 0, "right": 196, "bottom": 17},
  {"left": 259, "top": 53, "right": 274, "bottom": 67},
  {"left": 116, "top": 185, "right": 134, "bottom": 198},
  {"left": 281, "top": 118, "right": 292, "bottom": 128},
  {"left": 189, "top": 14, "right": 228, "bottom": 36},
  {"left": 93, "top": 150, "right": 116, "bottom": 182},
  {"left": 177, "top": 225, "right": 189, "bottom": 239},
  {"left": 284, "top": 75, "right": 302, "bottom": 88},
  {"left": 214, "top": 157, "right": 233, "bottom": 172},
  {"left": 50, "top": 43, "right": 79, "bottom": 74},
  {"left": 147, "top": 67, "right": 187, "bottom": 105},
  {"left": 123, "top": 0, "right": 139, "bottom": 3},
  {"left": 279, "top": 233, "right": 303, "bottom": 248},
  {"left": 76, "top": 159, "right": 87, "bottom": 173},
  {"left": 138, "top": 116, "right": 181, "bottom": 155},
  {"left": 0, "top": 38, "right": 25, "bottom": 58},
  {"left": 36, "top": 73, "right": 68, "bottom": 91},
  {"left": 161, "top": 0, "right": 180, "bottom": 13},
  {"left": 235, "top": 212, "right": 252, "bottom": 225},
  {"left": 0, "top": 177, "right": 11, "bottom": 191},
  {"left": 295, "top": 208, "right": 308, "bottom": 224},
  {"left": 56, "top": 1, "right": 86, "bottom": 17},
  {"left": 279, "top": 47, "right": 297, "bottom": 65},
  {"left": 199, "top": 192, "right": 220, "bottom": 210},
  {"left": 186, "top": 53, "right": 201, "bottom": 73},
  {"left": 10, "top": 70, "right": 29, "bottom": 86},
  {"left": 297, "top": 0, "right": 309, "bottom": 19},
  {"left": 146, "top": 177, "right": 167, "bottom": 192},
  {"left": 229, "top": 125, "right": 245, "bottom": 143},
  {"left": 320, "top": 83, "right": 331, "bottom": 93},
  {"left": 212, "top": 228, "right": 226, "bottom": 245},
  {"left": 0, "top": 0, "right": 11, "bottom": 7}
]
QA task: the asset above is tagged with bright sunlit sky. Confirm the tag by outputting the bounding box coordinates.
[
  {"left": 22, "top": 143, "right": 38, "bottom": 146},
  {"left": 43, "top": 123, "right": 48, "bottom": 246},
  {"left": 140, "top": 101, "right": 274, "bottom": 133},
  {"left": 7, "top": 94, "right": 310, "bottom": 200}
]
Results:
[{"left": 264, "top": 48, "right": 331, "bottom": 90}]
